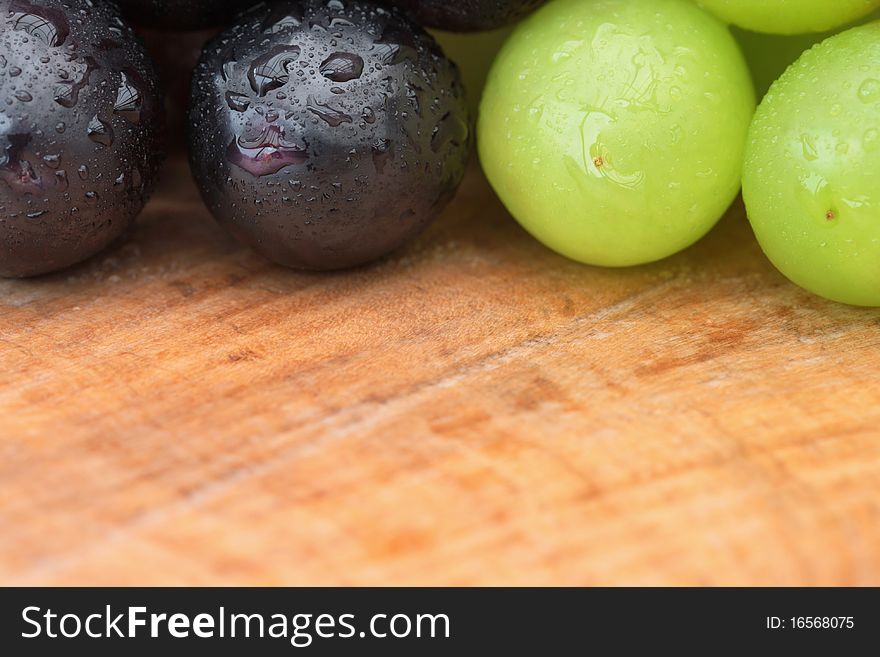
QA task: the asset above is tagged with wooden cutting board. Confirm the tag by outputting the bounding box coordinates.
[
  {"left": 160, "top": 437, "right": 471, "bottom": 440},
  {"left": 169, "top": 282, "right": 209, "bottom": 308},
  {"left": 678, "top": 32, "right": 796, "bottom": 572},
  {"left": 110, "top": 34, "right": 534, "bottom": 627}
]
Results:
[{"left": 1, "top": 154, "right": 879, "bottom": 585}]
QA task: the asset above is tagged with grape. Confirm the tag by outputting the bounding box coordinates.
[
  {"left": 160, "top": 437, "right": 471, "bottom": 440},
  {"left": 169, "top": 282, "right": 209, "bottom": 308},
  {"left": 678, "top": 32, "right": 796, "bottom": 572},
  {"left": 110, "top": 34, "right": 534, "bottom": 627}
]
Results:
[
  {"left": 388, "top": 1, "right": 546, "bottom": 32},
  {"left": 0, "top": 0, "right": 163, "bottom": 277},
  {"left": 478, "top": 0, "right": 755, "bottom": 267},
  {"left": 743, "top": 23, "right": 880, "bottom": 306},
  {"left": 696, "top": 0, "right": 880, "bottom": 35},
  {"left": 188, "top": 0, "right": 471, "bottom": 271}
]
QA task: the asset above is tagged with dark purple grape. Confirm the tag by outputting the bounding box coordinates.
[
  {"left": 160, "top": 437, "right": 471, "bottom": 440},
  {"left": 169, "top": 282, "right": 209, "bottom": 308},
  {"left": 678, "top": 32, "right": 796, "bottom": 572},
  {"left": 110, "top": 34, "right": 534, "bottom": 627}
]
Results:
[
  {"left": 0, "top": 0, "right": 164, "bottom": 277},
  {"left": 188, "top": 0, "right": 471, "bottom": 271},
  {"left": 114, "top": 0, "right": 243, "bottom": 31},
  {"left": 385, "top": 0, "right": 546, "bottom": 32}
]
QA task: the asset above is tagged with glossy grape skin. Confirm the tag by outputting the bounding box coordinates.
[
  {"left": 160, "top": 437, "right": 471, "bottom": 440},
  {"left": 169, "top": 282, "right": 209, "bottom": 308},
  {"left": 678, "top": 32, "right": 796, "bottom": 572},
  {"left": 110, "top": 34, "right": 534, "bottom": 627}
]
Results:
[
  {"left": 114, "top": 0, "right": 243, "bottom": 30},
  {"left": 387, "top": 0, "right": 545, "bottom": 32},
  {"left": 743, "top": 24, "right": 880, "bottom": 306},
  {"left": 0, "top": 0, "right": 163, "bottom": 277},
  {"left": 188, "top": 0, "right": 471, "bottom": 271},
  {"left": 478, "top": 0, "right": 755, "bottom": 267},
  {"left": 696, "top": 0, "right": 880, "bottom": 35}
]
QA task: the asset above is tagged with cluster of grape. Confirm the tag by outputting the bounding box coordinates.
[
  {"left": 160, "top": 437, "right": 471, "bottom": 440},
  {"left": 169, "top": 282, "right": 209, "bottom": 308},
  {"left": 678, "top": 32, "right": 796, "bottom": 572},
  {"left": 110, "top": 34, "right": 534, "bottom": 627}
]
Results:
[
  {"left": 480, "top": 0, "right": 880, "bottom": 306},
  {"left": 1, "top": 0, "right": 531, "bottom": 276},
  {"left": 2, "top": 1, "right": 879, "bottom": 307}
]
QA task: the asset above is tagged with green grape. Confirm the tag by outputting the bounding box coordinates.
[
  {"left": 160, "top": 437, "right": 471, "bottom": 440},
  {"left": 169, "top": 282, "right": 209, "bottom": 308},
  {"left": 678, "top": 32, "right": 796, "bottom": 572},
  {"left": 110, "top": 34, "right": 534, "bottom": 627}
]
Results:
[
  {"left": 743, "top": 23, "right": 880, "bottom": 306},
  {"left": 696, "top": 0, "right": 880, "bottom": 35},
  {"left": 478, "top": 0, "right": 755, "bottom": 267},
  {"left": 433, "top": 27, "right": 512, "bottom": 116}
]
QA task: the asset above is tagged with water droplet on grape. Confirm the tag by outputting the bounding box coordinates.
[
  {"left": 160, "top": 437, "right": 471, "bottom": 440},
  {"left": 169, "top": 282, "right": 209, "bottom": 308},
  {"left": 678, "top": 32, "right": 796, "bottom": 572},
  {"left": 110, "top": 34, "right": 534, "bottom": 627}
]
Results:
[
  {"left": 248, "top": 45, "right": 301, "bottom": 96},
  {"left": 306, "top": 95, "right": 352, "bottom": 126},
  {"left": 87, "top": 115, "right": 114, "bottom": 146},
  {"left": 9, "top": 3, "right": 69, "bottom": 47},
  {"left": 54, "top": 56, "right": 98, "bottom": 108},
  {"left": 800, "top": 133, "right": 819, "bottom": 161},
  {"left": 113, "top": 71, "right": 143, "bottom": 124},
  {"left": 858, "top": 78, "right": 880, "bottom": 103},
  {"left": 225, "top": 91, "right": 251, "bottom": 113},
  {"left": 319, "top": 52, "right": 364, "bottom": 82}
]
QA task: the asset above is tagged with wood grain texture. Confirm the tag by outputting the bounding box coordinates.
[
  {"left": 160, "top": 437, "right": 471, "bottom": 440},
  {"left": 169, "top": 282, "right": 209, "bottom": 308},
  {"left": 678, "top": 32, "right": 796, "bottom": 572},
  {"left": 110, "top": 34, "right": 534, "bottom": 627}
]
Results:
[{"left": 1, "top": 155, "right": 879, "bottom": 586}]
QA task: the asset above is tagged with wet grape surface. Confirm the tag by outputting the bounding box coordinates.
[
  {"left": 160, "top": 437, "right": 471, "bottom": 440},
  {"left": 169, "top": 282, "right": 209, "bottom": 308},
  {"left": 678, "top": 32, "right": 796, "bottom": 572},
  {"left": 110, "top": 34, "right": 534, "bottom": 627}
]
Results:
[
  {"left": 0, "top": 0, "right": 164, "bottom": 277},
  {"left": 188, "top": 0, "right": 471, "bottom": 271}
]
